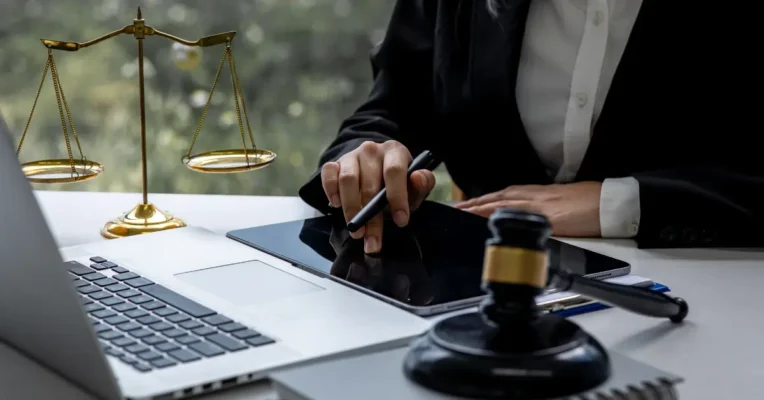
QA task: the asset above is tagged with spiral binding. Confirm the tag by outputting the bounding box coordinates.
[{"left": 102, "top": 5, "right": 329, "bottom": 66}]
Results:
[{"left": 562, "top": 378, "right": 678, "bottom": 400}]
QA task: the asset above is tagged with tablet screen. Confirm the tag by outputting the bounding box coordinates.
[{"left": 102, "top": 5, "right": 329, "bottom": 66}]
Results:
[{"left": 227, "top": 201, "right": 630, "bottom": 308}]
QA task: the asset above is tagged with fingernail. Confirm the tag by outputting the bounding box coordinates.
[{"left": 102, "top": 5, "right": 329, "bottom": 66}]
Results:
[
  {"left": 331, "top": 195, "right": 341, "bottom": 207},
  {"left": 365, "top": 237, "right": 380, "bottom": 253},
  {"left": 393, "top": 210, "right": 408, "bottom": 226},
  {"left": 350, "top": 227, "right": 365, "bottom": 239}
]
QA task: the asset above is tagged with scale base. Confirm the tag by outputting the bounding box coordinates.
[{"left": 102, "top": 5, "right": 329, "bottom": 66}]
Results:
[
  {"left": 403, "top": 312, "right": 611, "bottom": 399},
  {"left": 101, "top": 203, "right": 186, "bottom": 239}
]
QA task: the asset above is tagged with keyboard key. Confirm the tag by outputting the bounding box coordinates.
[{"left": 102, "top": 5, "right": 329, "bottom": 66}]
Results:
[
  {"left": 102, "top": 261, "right": 118, "bottom": 268},
  {"left": 89, "top": 317, "right": 99, "bottom": 325},
  {"left": 99, "top": 331, "right": 123, "bottom": 341},
  {"left": 104, "top": 315, "right": 128, "bottom": 325},
  {"left": 74, "top": 280, "right": 91, "bottom": 288},
  {"left": 154, "top": 308, "right": 177, "bottom": 317},
  {"left": 85, "top": 303, "right": 104, "bottom": 313},
  {"left": 106, "top": 284, "right": 129, "bottom": 293},
  {"left": 192, "top": 326, "right": 216, "bottom": 336},
  {"left": 232, "top": 329, "right": 260, "bottom": 340},
  {"left": 129, "top": 329, "right": 154, "bottom": 339},
  {"left": 202, "top": 315, "right": 231, "bottom": 326},
  {"left": 117, "top": 322, "right": 142, "bottom": 332},
  {"left": 125, "top": 344, "right": 150, "bottom": 354},
  {"left": 118, "top": 290, "right": 141, "bottom": 298},
  {"left": 112, "top": 266, "right": 128, "bottom": 274},
  {"left": 150, "top": 357, "right": 177, "bottom": 368},
  {"left": 83, "top": 273, "right": 106, "bottom": 281},
  {"left": 136, "top": 315, "right": 160, "bottom": 325},
  {"left": 148, "top": 322, "right": 173, "bottom": 332},
  {"left": 129, "top": 295, "right": 154, "bottom": 304},
  {"left": 102, "top": 297, "right": 124, "bottom": 306},
  {"left": 114, "top": 272, "right": 139, "bottom": 281},
  {"left": 207, "top": 334, "right": 247, "bottom": 352},
  {"left": 179, "top": 320, "right": 203, "bottom": 330},
  {"left": 92, "top": 309, "right": 117, "bottom": 319},
  {"left": 67, "top": 262, "right": 93, "bottom": 275},
  {"left": 80, "top": 295, "right": 93, "bottom": 305},
  {"left": 113, "top": 303, "right": 136, "bottom": 312},
  {"left": 246, "top": 336, "right": 275, "bottom": 347},
  {"left": 125, "top": 278, "right": 154, "bottom": 288},
  {"left": 125, "top": 309, "right": 149, "bottom": 319},
  {"left": 176, "top": 335, "right": 200, "bottom": 345},
  {"left": 188, "top": 341, "right": 225, "bottom": 357},
  {"left": 133, "top": 364, "right": 152, "bottom": 372},
  {"left": 119, "top": 355, "right": 139, "bottom": 365},
  {"left": 93, "top": 324, "right": 111, "bottom": 333},
  {"left": 90, "top": 256, "right": 107, "bottom": 263},
  {"left": 218, "top": 322, "right": 247, "bottom": 333},
  {"left": 166, "top": 313, "right": 190, "bottom": 324},
  {"left": 77, "top": 285, "right": 100, "bottom": 295},
  {"left": 94, "top": 278, "right": 118, "bottom": 287},
  {"left": 137, "top": 351, "right": 162, "bottom": 361},
  {"left": 142, "top": 335, "right": 166, "bottom": 346},
  {"left": 90, "top": 291, "right": 112, "bottom": 301},
  {"left": 104, "top": 347, "right": 122, "bottom": 357},
  {"left": 163, "top": 329, "right": 186, "bottom": 338},
  {"left": 156, "top": 342, "right": 180, "bottom": 352},
  {"left": 141, "top": 301, "right": 165, "bottom": 311},
  {"left": 90, "top": 263, "right": 110, "bottom": 271},
  {"left": 113, "top": 337, "right": 136, "bottom": 347},
  {"left": 168, "top": 349, "right": 201, "bottom": 363},
  {"left": 141, "top": 284, "right": 215, "bottom": 318}
]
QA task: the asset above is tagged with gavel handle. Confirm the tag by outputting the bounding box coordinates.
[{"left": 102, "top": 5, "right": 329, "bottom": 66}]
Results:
[{"left": 553, "top": 270, "right": 689, "bottom": 323}]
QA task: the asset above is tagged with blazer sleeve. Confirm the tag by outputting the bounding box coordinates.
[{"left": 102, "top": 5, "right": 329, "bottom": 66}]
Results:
[
  {"left": 298, "top": 0, "right": 436, "bottom": 215},
  {"left": 632, "top": 166, "right": 764, "bottom": 249}
]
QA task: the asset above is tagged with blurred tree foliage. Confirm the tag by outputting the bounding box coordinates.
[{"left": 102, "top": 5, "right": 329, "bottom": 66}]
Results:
[{"left": 0, "top": 0, "right": 452, "bottom": 199}]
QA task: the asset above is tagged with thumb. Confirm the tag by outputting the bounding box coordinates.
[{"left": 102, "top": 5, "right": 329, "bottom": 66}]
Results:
[{"left": 409, "top": 170, "right": 436, "bottom": 210}]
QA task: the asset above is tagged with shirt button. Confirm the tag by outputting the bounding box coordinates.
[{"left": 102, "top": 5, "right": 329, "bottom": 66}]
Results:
[{"left": 576, "top": 93, "right": 588, "bottom": 107}]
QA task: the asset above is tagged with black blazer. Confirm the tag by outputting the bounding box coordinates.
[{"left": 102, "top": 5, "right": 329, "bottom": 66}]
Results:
[{"left": 299, "top": 0, "right": 763, "bottom": 249}]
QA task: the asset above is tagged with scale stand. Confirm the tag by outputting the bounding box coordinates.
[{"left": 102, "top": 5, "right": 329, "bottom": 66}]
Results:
[{"left": 14, "top": 7, "right": 276, "bottom": 239}]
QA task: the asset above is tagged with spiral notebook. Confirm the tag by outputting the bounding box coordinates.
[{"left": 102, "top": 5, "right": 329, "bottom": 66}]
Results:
[{"left": 269, "top": 346, "right": 683, "bottom": 400}]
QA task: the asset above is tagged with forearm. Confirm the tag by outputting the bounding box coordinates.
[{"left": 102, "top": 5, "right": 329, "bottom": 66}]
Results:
[
  {"left": 299, "top": 0, "right": 435, "bottom": 213},
  {"left": 632, "top": 167, "right": 764, "bottom": 248}
]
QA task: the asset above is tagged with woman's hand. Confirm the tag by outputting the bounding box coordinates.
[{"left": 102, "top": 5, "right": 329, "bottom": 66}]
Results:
[
  {"left": 456, "top": 182, "right": 603, "bottom": 237},
  {"left": 321, "top": 140, "right": 436, "bottom": 253}
]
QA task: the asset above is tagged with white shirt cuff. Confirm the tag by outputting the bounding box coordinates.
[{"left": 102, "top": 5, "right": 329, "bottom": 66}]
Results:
[{"left": 599, "top": 177, "right": 641, "bottom": 238}]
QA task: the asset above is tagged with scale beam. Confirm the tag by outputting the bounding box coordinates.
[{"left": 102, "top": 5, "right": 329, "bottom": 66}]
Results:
[{"left": 40, "top": 27, "right": 236, "bottom": 52}]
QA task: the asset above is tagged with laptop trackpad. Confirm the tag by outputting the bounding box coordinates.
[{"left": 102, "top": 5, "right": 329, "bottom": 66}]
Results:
[{"left": 175, "top": 260, "right": 324, "bottom": 306}]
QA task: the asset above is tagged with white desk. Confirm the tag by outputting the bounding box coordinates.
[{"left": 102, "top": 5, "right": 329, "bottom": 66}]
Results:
[{"left": 14, "top": 190, "right": 764, "bottom": 399}]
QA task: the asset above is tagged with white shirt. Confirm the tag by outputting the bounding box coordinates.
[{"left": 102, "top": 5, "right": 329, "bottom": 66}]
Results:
[{"left": 516, "top": 0, "right": 642, "bottom": 238}]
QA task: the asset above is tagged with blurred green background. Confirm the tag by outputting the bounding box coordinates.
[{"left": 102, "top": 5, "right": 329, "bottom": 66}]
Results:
[{"left": 0, "top": 0, "right": 452, "bottom": 200}]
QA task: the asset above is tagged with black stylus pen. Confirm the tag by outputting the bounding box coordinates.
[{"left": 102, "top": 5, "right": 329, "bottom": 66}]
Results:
[{"left": 347, "top": 150, "right": 435, "bottom": 233}]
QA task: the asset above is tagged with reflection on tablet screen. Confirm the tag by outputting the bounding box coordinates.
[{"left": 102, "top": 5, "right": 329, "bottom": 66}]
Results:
[{"left": 230, "top": 202, "right": 630, "bottom": 308}]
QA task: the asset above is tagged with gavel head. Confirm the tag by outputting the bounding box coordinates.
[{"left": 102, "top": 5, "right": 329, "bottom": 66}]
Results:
[{"left": 480, "top": 208, "right": 552, "bottom": 328}]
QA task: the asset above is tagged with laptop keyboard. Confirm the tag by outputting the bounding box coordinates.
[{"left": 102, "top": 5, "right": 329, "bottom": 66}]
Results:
[{"left": 67, "top": 257, "right": 276, "bottom": 373}]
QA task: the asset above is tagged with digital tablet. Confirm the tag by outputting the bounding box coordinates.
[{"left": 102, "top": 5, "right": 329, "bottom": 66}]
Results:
[{"left": 226, "top": 201, "right": 631, "bottom": 316}]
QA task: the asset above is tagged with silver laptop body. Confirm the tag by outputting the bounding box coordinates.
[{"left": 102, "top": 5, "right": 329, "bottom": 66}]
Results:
[{"left": 0, "top": 115, "right": 431, "bottom": 399}]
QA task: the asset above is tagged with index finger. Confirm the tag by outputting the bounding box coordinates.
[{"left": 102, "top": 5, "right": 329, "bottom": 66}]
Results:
[{"left": 383, "top": 149, "right": 412, "bottom": 227}]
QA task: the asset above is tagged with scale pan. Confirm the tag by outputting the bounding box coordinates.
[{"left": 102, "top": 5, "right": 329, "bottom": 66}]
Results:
[
  {"left": 21, "top": 159, "right": 103, "bottom": 183},
  {"left": 183, "top": 149, "right": 276, "bottom": 173}
]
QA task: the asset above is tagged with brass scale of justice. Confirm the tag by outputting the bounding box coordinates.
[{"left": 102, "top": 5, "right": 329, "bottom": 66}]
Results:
[{"left": 15, "top": 7, "right": 276, "bottom": 239}]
